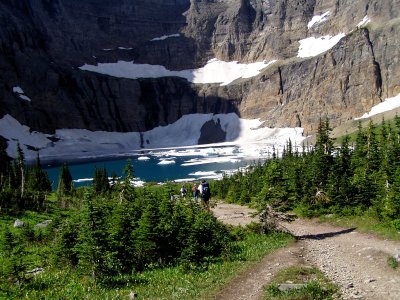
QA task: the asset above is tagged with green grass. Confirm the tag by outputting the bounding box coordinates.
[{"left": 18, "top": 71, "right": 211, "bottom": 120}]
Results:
[
  {"left": 264, "top": 266, "right": 339, "bottom": 300},
  {"left": 0, "top": 207, "right": 293, "bottom": 300},
  {"left": 319, "top": 210, "right": 400, "bottom": 241}
]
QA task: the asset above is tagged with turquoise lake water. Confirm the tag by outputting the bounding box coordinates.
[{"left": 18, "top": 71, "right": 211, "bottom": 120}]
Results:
[{"left": 44, "top": 147, "right": 258, "bottom": 189}]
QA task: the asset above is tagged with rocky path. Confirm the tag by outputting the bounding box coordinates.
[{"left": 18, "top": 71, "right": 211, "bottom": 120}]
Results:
[{"left": 212, "top": 203, "right": 400, "bottom": 300}]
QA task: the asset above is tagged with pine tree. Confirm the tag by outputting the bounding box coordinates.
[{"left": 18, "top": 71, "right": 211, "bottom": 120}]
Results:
[
  {"left": 329, "top": 135, "right": 353, "bottom": 207},
  {"left": 78, "top": 192, "right": 115, "bottom": 280},
  {"left": 383, "top": 167, "right": 400, "bottom": 220},
  {"left": 0, "top": 138, "right": 10, "bottom": 188},
  {"left": 92, "top": 167, "right": 109, "bottom": 194},
  {"left": 0, "top": 227, "right": 28, "bottom": 285},
  {"left": 133, "top": 197, "right": 159, "bottom": 270},
  {"left": 351, "top": 122, "right": 370, "bottom": 207},
  {"left": 15, "top": 143, "right": 25, "bottom": 200},
  {"left": 26, "top": 154, "right": 52, "bottom": 210},
  {"left": 312, "top": 118, "right": 334, "bottom": 196},
  {"left": 57, "top": 164, "right": 73, "bottom": 196},
  {"left": 57, "top": 164, "right": 73, "bottom": 208}
]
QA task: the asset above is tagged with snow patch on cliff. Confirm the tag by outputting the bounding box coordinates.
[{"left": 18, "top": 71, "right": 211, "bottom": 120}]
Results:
[
  {"left": 12, "top": 86, "right": 31, "bottom": 101},
  {"left": 357, "top": 16, "right": 371, "bottom": 28},
  {"left": 355, "top": 93, "right": 400, "bottom": 120},
  {"left": 308, "top": 11, "right": 330, "bottom": 29},
  {"left": 298, "top": 33, "right": 345, "bottom": 58},
  {"left": 150, "top": 33, "right": 180, "bottom": 41},
  {"left": 78, "top": 59, "right": 276, "bottom": 86}
]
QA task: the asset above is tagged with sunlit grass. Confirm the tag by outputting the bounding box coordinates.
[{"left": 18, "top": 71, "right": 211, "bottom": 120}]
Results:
[
  {"left": 319, "top": 210, "right": 400, "bottom": 241},
  {"left": 264, "top": 266, "right": 339, "bottom": 300}
]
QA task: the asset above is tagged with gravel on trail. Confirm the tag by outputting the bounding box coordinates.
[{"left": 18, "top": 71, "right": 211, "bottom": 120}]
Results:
[{"left": 212, "top": 203, "right": 400, "bottom": 300}]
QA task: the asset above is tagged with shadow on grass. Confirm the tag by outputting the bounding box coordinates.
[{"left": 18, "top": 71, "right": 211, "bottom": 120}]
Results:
[{"left": 295, "top": 228, "right": 356, "bottom": 240}]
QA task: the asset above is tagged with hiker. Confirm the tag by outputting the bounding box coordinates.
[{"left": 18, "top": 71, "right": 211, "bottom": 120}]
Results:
[
  {"left": 200, "top": 180, "right": 211, "bottom": 211},
  {"left": 180, "top": 185, "right": 187, "bottom": 199},
  {"left": 192, "top": 183, "right": 199, "bottom": 201},
  {"left": 198, "top": 181, "right": 203, "bottom": 195}
]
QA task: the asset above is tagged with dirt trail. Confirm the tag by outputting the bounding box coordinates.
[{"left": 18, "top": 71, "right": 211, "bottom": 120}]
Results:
[{"left": 212, "top": 203, "right": 400, "bottom": 300}]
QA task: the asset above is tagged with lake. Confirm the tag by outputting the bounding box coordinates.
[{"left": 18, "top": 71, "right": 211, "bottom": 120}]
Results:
[{"left": 44, "top": 144, "right": 268, "bottom": 189}]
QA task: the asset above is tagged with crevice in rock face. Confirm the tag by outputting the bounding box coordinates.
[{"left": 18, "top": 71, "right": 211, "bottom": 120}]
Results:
[
  {"left": 278, "top": 66, "right": 284, "bottom": 95},
  {"left": 363, "top": 28, "right": 383, "bottom": 100},
  {"left": 295, "top": 113, "right": 301, "bottom": 127}
]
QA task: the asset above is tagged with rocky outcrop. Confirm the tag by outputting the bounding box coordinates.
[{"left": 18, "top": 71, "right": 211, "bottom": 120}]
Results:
[
  {"left": 1, "top": 0, "right": 400, "bottom": 142},
  {"left": 238, "top": 28, "right": 385, "bottom": 133}
]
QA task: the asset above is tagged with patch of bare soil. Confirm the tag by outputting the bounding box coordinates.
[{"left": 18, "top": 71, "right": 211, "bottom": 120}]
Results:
[{"left": 211, "top": 203, "right": 400, "bottom": 300}]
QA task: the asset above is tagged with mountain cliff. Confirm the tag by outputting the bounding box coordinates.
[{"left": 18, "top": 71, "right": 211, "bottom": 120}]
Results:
[{"left": 1, "top": 0, "right": 400, "bottom": 156}]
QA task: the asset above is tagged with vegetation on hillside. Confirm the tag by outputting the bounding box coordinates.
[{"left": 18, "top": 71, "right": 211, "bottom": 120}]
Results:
[
  {"left": 1, "top": 116, "right": 400, "bottom": 298},
  {"left": 213, "top": 117, "right": 400, "bottom": 230},
  {"left": 0, "top": 142, "right": 293, "bottom": 298}
]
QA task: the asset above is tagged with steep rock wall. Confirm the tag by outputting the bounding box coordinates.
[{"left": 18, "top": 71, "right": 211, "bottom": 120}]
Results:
[{"left": 1, "top": 0, "right": 400, "bottom": 141}]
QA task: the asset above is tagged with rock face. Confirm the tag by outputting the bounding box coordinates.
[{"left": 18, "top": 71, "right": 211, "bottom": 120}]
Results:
[{"left": 1, "top": 0, "right": 400, "bottom": 140}]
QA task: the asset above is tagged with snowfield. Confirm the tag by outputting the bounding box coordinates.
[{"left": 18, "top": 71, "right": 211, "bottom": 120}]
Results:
[
  {"left": 298, "top": 33, "right": 345, "bottom": 58},
  {"left": 355, "top": 93, "right": 400, "bottom": 120},
  {"left": 0, "top": 113, "right": 305, "bottom": 163},
  {"left": 79, "top": 59, "right": 276, "bottom": 86}
]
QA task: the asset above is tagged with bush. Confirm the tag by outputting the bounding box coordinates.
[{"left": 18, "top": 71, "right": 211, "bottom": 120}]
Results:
[{"left": 387, "top": 256, "right": 399, "bottom": 269}]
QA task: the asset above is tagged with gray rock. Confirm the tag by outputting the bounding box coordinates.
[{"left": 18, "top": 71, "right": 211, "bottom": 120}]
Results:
[
  {"left": 347, "top": 282, "right": 354, "bottom": 289},
  {"left": 34, "top": 220, "right": 52, "bottom": 229},
  {"left": 278, "top": 283, "right": 304, "bottom": 291},
  {"left": 26, "top": 267, "right": 44, "bottom": 275},
  {"left": 1, "top": 0, "right": 400, "bottom": 148},
  {"left": 13, "top": 219, "right": 24, "bottom": 228}
]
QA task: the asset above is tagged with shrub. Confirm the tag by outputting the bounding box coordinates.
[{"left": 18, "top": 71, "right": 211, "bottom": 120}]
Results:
[{"left": 387, "top": 256, "right": 398, "bottom": 269}]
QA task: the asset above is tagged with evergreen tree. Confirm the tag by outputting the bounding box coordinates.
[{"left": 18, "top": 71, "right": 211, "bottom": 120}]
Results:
[
  {"left": 57, "top": 164, "right": 73, "bottom": 198},
  {"left": 133, "top": 197, "right": 159, "bottom": 270},
  {"left": 15, "top": 143, "right": 25, "bottom": 199},
  {"left": 117, "top": 159, "right": 135, "bottom": 203},
  {"left": 313, "top": 118, "right": 334, "bottom": 190},
  {"left": 0, "top": 138, "right": 10, "bottom": 188},
  {"left": 0, "top": 227, "right": 28, "bottom": 285},
  {"left": 351, "top": 122, "right": 370, "bottom": 207},
  {"left": 383, "top": 167, "right": 400, "bottom": 220},
  {"left": 329, "top": 135, "right": 353, "bottom": 208},
  {"left": 26, "top": 154, "right": 52, "bottom": 210},
  {"left": 92, "top": 167, "right": 109, "bottom": 194},
  {"left": 78, "top": 192, "right": 115, "bottom": 280}
]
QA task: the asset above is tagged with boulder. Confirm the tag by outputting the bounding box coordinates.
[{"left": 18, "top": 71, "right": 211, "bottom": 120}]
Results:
[
  {"left": 34, "top": 220, "right": 52, "bottom": 229},
  {"left": 13, "top": 219, "right": 24, "bottom": 228},
  {"left": 278, "top": 283, "right": 305, "bottom": 291}
]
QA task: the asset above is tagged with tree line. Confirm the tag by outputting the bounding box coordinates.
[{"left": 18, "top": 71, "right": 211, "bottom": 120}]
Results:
[
  {"left": 1, "top": 154, "right": 232, "bottom": 287},
  {"left": 213, "top": 118, "right": 400, "bottom": 229},
  {"left": 0, "top": 142, "right": 51, "bottom": 213},
  {"left": 2, "top": 116, "right": 400, "bottom": 288}
]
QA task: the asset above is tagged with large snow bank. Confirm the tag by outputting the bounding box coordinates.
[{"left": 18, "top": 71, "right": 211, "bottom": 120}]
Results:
[
  {"left": 355, "top": 93, "right": 400, "bottom": 120},
  {"left": 0, "top": 113, "right": 305, "bottom": 162},
  {"left": 298, "top": 33, "right": 345, "bottom": 58},
  {"left": 79, "top": 59, "right": 276, "bottom": 86}
]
